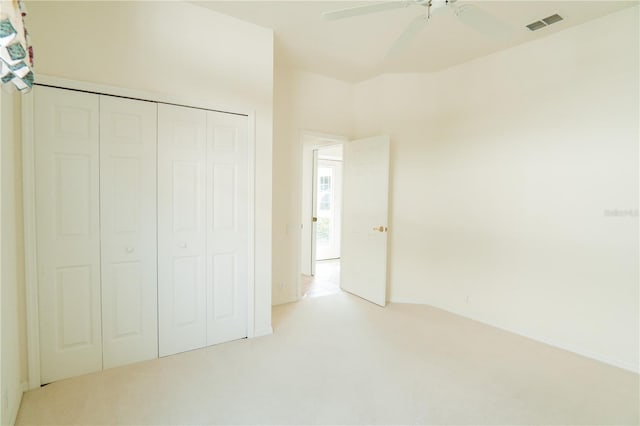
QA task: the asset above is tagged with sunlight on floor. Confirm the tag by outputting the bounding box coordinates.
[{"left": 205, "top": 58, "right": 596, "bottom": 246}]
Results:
[{"left": 300, "top": 259, "right": 343, "bottom": 298}]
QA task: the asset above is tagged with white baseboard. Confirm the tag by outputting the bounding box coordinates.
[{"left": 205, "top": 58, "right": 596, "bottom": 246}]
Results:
[
  {"left": 389, "top": 298, "right": 639, "bottom": 374},
  {"left": 253, "top": 326, "right": 273, "bottom": 338},
  {"left": 272, "top": 294, "right": 297, "bottom": 306}
]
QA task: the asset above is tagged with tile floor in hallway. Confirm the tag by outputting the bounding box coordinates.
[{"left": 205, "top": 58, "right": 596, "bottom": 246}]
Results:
[{"left": 300, "top": 259, "right": 343, "bottom": 299}]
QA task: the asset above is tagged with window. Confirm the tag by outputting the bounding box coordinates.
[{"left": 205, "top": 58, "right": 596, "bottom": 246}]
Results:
[
  {"left": 319, "top": 193, "right": 331, "bottom": 211},
  {"left": 320, "top": 175, "right": 331, "bottom": 192}
]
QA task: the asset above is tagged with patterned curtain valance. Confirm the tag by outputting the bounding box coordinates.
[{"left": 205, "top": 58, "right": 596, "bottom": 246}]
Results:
[{"left": 0, "top": 0, "right": 33, "bottom": 93}]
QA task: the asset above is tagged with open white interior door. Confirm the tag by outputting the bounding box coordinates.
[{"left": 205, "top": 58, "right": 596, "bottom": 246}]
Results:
[{"left": 340, "top": 135, "right": 390, "bottom": 307}]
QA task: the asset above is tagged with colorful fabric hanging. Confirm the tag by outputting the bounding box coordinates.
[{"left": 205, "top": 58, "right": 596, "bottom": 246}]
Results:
[{"left": 0, "top": 0, "right": 33, "bottom": 93}]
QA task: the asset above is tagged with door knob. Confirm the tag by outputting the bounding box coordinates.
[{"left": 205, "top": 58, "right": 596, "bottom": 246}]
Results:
[
  {"left": 372, "top": 226, "right": 388, "bottom": 232},
  {"left": 312, "top": 217, "right": 318, "bottom": 223}
]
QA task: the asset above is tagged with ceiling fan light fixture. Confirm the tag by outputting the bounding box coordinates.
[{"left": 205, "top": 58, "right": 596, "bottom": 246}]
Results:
[{"left": 429, "top": 0, "right": 457, "bottom": 12}]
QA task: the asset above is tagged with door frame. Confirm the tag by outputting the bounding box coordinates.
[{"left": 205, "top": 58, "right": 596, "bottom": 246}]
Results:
[
  {"left": 310, "top": 148, "right": 318, "bottom": 275},
  {"left": 297, "top": 131, "right": 347, "bottom": 300},
  {"left": 22, "top": 75, "right": 257, "bottom": 389}
]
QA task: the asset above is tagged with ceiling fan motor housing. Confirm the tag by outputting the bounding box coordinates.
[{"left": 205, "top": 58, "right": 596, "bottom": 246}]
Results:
[{"left": 428, "top": 0, "right": 457, "bottom": 9}]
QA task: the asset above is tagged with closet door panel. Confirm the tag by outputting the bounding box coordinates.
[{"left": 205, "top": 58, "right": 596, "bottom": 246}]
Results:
[
  {"left": 100, "top": 96, "right": 158, "bottom": 369},
  {"left": 34, "top": 86, "right": 102, "bottom": 384},
  {"left": 206, "top": 112, "right": 249, "bottom": 345},
  {"left": 158, "top": 104, "right": 207, "bottom": 356}
]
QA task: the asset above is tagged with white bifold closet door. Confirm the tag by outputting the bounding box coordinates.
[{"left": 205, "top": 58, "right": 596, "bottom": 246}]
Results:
[
  {"left": 35, "top": 86, "right": 102, "bottom": 384},
  {"left": 158, "top": 104, "right": 248, "bottom": 356},
  {"left": 157, "top": 105, "right": 207, "bottom": 356},
  {"left": 99, "top": 95, "right": 158, "bottom": 369},
  {"left": 205, "top": 110, "right": 249, "bottom": 346},
  {"left": 35, "top": 86, "right": 159, "bottom": 383}
]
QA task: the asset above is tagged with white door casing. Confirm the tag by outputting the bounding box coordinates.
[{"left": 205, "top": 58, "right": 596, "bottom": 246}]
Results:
[
  {"left": 34, "top": 86, "right": 103, "bottom": 383},
  {"left": 340, "top": 135, "right": 390, "bottom": 307},
  {"left": 157, "top": 104, "right": 208, "bottom": 356},
  {"left": 206, "top": 111, "right": 249, "bottom": 345},
  {"left": 299, "top": 134, "right": 347, "bottom": 282},
  {"left": 99, "top": 96, "right": 158, "bottom": 369}
]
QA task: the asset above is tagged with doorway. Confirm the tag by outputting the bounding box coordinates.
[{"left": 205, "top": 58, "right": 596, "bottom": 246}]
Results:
[
  {"left": 299, "top": 134, "right": 345, "bottom": 299},
  {"left": 315, "top": 149, "right": 342, "bottom": 261}
]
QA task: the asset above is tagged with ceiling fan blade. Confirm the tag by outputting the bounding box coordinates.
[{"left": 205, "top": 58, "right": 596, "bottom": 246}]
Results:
[
  {"left": 322, "top": 1, "right": 410, "bottom": 21},
  {"left": 455, "top": 4, "right": 514, "bottom": 38},
  {"left": 386, "top": 14, "right": 429, "bottom": 58}
]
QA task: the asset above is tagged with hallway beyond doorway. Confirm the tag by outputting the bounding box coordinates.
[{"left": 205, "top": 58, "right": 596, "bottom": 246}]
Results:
[{"left": 300, "top": 259, "right": 342, "bottom": 299}]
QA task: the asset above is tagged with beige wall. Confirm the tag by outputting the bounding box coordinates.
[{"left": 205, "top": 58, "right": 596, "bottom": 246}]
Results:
[
  {"left": 3, "top": 6, "right": 636, "bottom": 416},
  {"left": 26, "top": 1, "right": 275, "bottom": 336},
  {"left": 272, "top": 45, "right": 353, "bottom": 305},
  {"left": 353, "top": 6, "right": 639, "bottom": 371},
  {"left": 1, "top": 90, "right": 27, "bottom": 425},
  {"left": 271, "top": 8, "right": 639, "bottom": 372}
]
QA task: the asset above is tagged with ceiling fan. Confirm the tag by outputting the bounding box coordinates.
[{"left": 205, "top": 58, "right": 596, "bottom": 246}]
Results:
[{"left": 322, "top": 0, "right": 513, "bottom": 58}]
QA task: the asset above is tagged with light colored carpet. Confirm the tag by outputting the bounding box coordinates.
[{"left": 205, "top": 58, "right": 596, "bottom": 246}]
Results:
[{"left": 16, "top": 293, "right": 639, "bottom": 425}]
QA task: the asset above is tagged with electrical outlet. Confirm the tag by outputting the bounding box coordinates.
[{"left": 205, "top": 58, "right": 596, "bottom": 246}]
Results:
[{"left": 279, "top": 282, "right": 286, "bottom": 289}]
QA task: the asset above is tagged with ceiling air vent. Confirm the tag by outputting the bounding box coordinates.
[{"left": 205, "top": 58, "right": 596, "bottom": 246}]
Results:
[
  {"left": 543, "top": 14, "right": 563, "bottom": 25},
  {"left": 526, "top": 13, "right": 564, "bottom": 31}
]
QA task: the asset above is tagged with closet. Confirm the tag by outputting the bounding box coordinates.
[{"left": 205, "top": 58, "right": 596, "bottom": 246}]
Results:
[
  {"left": 33, "top": 85, "right": 250, "bottom": 384},
  {"left": 157, "top": 104, "right": 249, "bottom": 357}
]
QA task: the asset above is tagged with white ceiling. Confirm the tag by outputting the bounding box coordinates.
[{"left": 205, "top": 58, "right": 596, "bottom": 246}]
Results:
[{"left": 194, "top": 1, "right": 637, "bottom": 82}]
